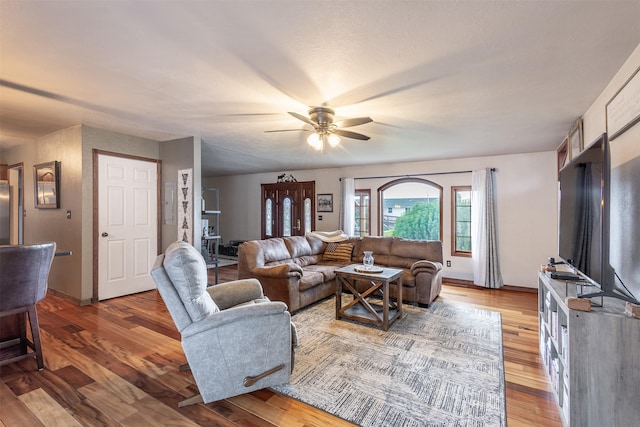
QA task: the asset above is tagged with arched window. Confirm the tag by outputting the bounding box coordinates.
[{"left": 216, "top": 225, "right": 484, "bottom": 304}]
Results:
[{"left": 377, "top": 178, "right": 443, "bottom": 240}]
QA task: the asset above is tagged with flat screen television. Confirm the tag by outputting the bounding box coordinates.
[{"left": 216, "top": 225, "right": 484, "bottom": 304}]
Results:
[{"left": 558, "top": 133, "right": 638, "bottom": 303}]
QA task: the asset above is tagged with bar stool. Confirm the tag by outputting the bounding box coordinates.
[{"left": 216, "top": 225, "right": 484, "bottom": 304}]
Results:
[{"left": 0, "top": 242, "right": 56, "bottom": 370}]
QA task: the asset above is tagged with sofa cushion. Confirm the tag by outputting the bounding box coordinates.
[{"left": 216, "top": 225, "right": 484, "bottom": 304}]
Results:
[
  {"left": 295, "top": 255, "right": 322, "bottom": 267},
  {"left": 355, "top": 237, "right": 393, "bottom": 261},
  {"left": 163, "top": 241, "right": 219, "bottom": 322},
  {"left": 262, "top": 238, "right": 292, "bottom": 263},
  {"left": 305, "top": 235, "right": 326, "bottom": 255},
  {"left": 304, "top": 264, "right": 339, "bottom": 282},
  {"left": 385, "top": 255, "right": 417, "bottom": 269},
  {"left": 323, "top": 242, "right": 354, "bottom": 262},
  {"left": 284, "top": 236, "right": 313, "bottom": 258},
  {"left": 391, "top": 238, "right": 443, "bottom": 264},
  {"left": 345, "top": 237, "right": 362, "bottom": 259},
  {"left": 298, "top": 270, "right": 325, "bottom": 291}
]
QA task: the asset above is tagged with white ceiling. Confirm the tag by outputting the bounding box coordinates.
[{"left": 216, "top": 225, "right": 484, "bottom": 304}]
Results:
[{"left": 1, "top": 1, "right": 639, "bottom": 177}]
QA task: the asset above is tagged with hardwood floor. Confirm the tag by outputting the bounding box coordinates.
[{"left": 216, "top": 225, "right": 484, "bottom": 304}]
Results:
[{"left": 0, "top": 265, "right": 562, "bottom": 426}]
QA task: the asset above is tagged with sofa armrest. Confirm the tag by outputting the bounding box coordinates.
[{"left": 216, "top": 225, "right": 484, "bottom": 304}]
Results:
[
  {"left": 411, "top": 260, "right": 443, "bottom": 276},
  {"left": 251, "top": 263, "right": 303, "bottom": 279},
  {"left": 206, "top": 278, "right": 264, "bottom": 310},
  {"left": 181, "top": 301, "right": 289, "bottom": 338}
]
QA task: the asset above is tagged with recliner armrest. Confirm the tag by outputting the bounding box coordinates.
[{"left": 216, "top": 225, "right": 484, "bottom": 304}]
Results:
[
  {"left": 251, "top": 263, "right": 303, "bottom": 279},
  {"left": 207, "top": 278, "right": 264, "bottom": 310},
  {"left": 410, "top": 260, "right": 443, "bottom": 276},
  {"left": 181, "top": 301, "right": 289, "bottom": 338}
]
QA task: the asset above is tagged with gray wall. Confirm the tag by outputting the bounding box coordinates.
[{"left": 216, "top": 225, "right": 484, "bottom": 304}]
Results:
[
  {"left": 1, "top": 126, "right": 84, "bottom": 302},
  {"left": 25, "top": 126, "right": 82, "bottom": 301},
  {"left": 1, "top": 125, "right": 163, "bottom": 303},
  {"left": 159, "top": 136, "right": 202, "bottom": 252}
]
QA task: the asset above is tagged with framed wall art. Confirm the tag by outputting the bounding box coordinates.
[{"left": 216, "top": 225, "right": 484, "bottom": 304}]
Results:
[
  {"left": 557, "top": 137, "right": 569, "bottom": 175},
  {"left": 317, "top": 193, "right": 333, "bottom": 212},
  {"left": 33, "top": 161, "right": 60, "bottom": 209},
  {"left": 606, "top": 65, "right": 640, "bottom": 141},
  {"left": 569, "top": 118, "right": 583, "bottom": 160}
]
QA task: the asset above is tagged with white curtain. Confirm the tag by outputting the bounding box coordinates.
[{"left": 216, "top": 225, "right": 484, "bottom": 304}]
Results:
[
  {"left": 339, "top": 178, "right": 355, "bottom": 237},
  {"left": 471, "top": 168, "right": 503, "bottom": 288}
]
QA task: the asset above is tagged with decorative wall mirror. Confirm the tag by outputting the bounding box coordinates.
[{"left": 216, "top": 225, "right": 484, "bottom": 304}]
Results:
[{"left": 33, "top": 161, "right": 60, "bottom": 209}]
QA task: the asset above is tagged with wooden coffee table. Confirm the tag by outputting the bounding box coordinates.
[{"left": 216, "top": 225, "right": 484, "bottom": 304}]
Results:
[{"left": 335, "top": 264, "right": 403, "bottom": 331}]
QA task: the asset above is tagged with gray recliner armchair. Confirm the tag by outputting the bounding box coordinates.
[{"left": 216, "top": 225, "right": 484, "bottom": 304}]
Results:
[{"left": 151, "top": 241, "right": 296, "bottom": 406}]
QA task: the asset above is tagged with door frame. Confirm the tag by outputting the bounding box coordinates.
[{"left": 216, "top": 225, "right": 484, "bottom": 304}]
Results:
[
  {"left": 92, "top": 149, "right": 162, "bottom": 303},
  {"left": 8, "top": 163, "right": 24, "bottom": 245},
  {"left": 261, "top": 181, "right": 315, "bottom": 239}
]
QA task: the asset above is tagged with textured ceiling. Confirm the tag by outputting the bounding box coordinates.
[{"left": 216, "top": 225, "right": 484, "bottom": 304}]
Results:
[{"left": 1, "top": 1, "right": 639, "bottom": 176}]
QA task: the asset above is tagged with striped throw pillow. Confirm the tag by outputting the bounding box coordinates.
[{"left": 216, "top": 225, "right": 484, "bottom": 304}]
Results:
[{"left": 323, "top": 243, "right": 354, "bottom": 262}]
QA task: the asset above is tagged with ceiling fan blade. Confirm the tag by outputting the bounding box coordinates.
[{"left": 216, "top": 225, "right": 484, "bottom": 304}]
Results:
[
  {"left": 332, "top": 129, "right": 370, "bottom": 140},
  {"left": 223, "top": 112, "right": 281, "bottom": 116},
  {"left": 264, "top": 128, "right": 311, "bottom": 133},
  {"left": 333, "top": 117, "right": 373, "bottom": 128},
  {"left": 288, "top": 111, "right": 318, "bottom": 128}
]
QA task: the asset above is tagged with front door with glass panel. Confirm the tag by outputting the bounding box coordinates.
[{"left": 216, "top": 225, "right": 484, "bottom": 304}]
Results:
[{"left": 261, "top": 181, "right": 315, "bottom": 239}]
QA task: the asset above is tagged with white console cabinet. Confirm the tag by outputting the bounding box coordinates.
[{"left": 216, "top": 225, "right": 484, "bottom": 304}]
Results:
[{"left": 538, "top": 272, "right": 640, "bottom": 426}]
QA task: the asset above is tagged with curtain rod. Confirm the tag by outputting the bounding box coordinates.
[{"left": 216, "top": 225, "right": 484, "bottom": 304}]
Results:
[{"left": 341, "top": 168, "right": 495, "bottom": 181}]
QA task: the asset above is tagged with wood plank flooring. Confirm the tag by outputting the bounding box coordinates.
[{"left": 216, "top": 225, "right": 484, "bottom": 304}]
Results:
[{"left": 0, "top": 265, "right": 562, "bottom": 426}]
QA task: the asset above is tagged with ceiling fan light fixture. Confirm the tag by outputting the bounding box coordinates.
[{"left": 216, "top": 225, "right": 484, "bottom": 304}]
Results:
[
  {"left": 307, "top": 131, "right": 341, "bottom": 151},
  {"left": 307, "top": 132, "right": 323, "bottom": 151},
  {"left": 284, "top": 106, "right": 370, "bottom": 151}
]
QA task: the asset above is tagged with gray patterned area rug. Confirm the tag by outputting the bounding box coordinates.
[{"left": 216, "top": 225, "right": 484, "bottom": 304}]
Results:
[{"left": 272, "top": 296, "right": 505, "bottom": 427}]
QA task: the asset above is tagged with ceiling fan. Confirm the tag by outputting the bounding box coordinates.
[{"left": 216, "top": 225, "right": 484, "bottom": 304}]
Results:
[{"left": 266, "top": 106, "right": 372, "bottom": 151}]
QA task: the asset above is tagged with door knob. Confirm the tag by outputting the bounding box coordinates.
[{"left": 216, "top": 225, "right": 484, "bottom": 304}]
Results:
[{"left": 101, "top": 232, "right": 109, "bottom": 237}]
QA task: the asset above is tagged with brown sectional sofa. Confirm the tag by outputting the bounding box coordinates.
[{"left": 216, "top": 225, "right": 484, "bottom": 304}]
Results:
[{"left": 237, "top": 235, "right": 443, "bottom": 313}]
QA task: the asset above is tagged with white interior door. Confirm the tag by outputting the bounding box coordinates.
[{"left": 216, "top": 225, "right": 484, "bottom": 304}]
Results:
[{"left": 98, "top": 154, "right": 158, "bottom": 300}]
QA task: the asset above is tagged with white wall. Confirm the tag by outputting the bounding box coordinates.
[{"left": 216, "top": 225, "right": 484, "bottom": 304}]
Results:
[{"left": 204, "top": 150, "right": 558, "bottom": 289}]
